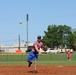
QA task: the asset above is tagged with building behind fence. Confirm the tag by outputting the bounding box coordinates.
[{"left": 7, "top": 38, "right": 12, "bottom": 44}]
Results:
[{"left": 0, "top": 42, "right": 33, "bottom": 53}]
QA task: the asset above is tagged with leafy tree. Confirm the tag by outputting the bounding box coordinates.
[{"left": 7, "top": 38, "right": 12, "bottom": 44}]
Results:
[
  {"left": 42, "top": 25, "right": 59, "bottom": 48},
  {"left": 42, "top": 24, "right": 76, "bottom": 50},
  {"left": 67, "top": 29, "right": 76, "bottom": 50}
]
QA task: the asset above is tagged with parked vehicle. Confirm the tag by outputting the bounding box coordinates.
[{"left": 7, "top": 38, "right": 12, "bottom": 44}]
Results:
[{"left": 46, "top": 48, "right": 59, "bottom": 53}]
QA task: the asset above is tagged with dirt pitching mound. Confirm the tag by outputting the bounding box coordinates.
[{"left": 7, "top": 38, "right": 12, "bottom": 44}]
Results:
[{"left": 0, "top": 66, "right": 76, "bottom": 75}]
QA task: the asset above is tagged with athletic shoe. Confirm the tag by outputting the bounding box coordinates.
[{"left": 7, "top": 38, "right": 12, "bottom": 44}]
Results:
[
  {"left": 33, "top": 70, "right": 37, "bottom": 73},
  {"left": 28, "top": 61, "right": 32, "bottom": 67}
]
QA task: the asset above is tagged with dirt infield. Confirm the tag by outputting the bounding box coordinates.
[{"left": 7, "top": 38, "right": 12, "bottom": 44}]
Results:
[{"left": 0, "top": 66, "right": 76, "bottom": 75}]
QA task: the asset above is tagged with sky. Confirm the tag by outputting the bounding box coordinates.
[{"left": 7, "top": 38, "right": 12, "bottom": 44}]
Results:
[{"left": 0, "top": 0, "right": 76, "bottom": 45}]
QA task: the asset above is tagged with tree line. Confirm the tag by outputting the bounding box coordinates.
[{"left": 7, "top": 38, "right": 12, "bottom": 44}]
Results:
[{"left": 42, "top": 25, "right": 76, "bottom": 51}]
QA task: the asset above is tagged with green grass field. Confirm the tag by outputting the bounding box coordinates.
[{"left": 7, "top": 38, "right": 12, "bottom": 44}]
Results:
[{"left": 0, "top": 53, "right": 76, "bottom": 66}]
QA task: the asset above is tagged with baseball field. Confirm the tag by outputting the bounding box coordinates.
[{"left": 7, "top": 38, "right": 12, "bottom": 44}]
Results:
[{"left": 0, "top": 53, "right": 76, "bottom": 75}]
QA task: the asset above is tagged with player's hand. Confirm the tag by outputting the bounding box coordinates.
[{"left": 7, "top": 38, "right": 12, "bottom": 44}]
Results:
[{"left": 38, "top": 50, "right": 41, "bottom": 55}]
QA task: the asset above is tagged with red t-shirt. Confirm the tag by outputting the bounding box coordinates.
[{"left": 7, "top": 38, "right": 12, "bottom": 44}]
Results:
[
  {"left": 67, "top": 51, "right": 71, "bottom": 57},
  {"left": 32, "top": 41, "right": 43, "bottom": 52}
]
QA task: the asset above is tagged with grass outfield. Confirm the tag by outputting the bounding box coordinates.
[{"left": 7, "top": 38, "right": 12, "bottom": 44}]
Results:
[{"left": 0, "top": 53, "right": 76, "bottom": 66}]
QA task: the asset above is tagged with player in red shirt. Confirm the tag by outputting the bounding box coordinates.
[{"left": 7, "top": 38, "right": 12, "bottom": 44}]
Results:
[{"left": 67, "top": 50, "right": 71, "bottom": 61}]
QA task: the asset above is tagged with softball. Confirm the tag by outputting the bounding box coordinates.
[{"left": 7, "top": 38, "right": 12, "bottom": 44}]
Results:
[{"left": 19, "top": 21, "right": 22, "bottom": 24}]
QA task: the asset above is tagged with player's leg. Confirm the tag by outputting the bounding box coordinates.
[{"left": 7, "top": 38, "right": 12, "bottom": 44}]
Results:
[
  {"left": 68, "top": 56, "right": 71, "bottom": 61},
  {"left": 27, "top": 59, "right": 33, "bottom": 67},
  {"left": 33, "top": 54, "right": 38, "bottom": 73},
  {"left": 33, "top": 61, "right": 37, "bottom": 73},
  {"left": 27, "top": 51, "right": 34, "bottom": 67}
]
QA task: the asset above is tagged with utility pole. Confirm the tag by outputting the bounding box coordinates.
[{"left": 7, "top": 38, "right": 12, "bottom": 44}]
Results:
[
  {"left": 26, "top": 14, "right": 28, "bottom": 50},
  {"left": 18, "top": 34, "right": 20, "bottom": 50}
]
